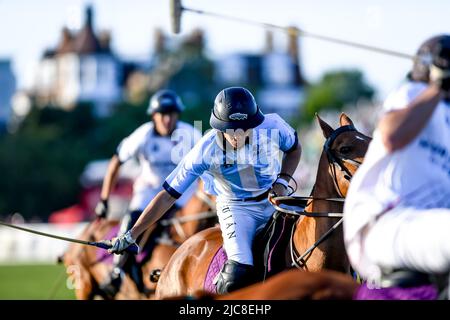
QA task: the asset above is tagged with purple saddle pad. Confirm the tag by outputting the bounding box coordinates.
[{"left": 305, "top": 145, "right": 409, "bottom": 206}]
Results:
[
  {"left": 204, "top": 246, "right": 228, "bottom": 294},
  {"left": 354, "top": 283, "right": 438, "bottom": 300}
]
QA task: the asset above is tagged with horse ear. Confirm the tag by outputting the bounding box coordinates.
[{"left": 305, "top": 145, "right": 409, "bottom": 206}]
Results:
[
  {"left": 339, "top": 113, "right": 354, "bottom": 127},
  {"left": 315, "top": 113, "right": 334, "bottom": 139}
]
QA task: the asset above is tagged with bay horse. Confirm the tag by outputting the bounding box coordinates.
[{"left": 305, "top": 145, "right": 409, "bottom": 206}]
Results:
[
  {"left": 154, "top": 113, "right": 371, "bottom": 299},
  {"left": 164, "top": 269, "right": 358, "bottom": 300},
  {"left": 59, "top": 181, "right": 216, "bottom": 300}
]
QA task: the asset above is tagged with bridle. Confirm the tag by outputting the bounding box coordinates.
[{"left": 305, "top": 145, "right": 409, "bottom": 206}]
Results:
[
  {"left": 324, "top": 125, "right": 362, "bottom": 198},
  {"left": 285, "top": 125, "right": 365, "bottom": 270}
]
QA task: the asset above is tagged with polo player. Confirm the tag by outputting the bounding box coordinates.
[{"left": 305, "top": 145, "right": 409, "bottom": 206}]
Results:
[
  {"left": 96, "top": 89, "right": 201, "bottom": 298},
  {"left": 105, "top": 86, "right": 302, "bottom": 294}
]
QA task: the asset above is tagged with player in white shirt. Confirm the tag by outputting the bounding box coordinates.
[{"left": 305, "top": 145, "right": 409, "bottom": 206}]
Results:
[
  {"left": 344, "top": 35, "right": 450, "bottom": 288},
  {"left": 106, "top": 87, "right": 302, "bottom": 294},
  {"left": 96, "top": 89, "right": 201, "bottom": 297}
]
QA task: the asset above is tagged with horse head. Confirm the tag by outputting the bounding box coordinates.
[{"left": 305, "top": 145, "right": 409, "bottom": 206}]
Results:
[
  {"left": 291, "top": 113, "right": 372, "bottom": 272},
  {"left": 316, "top": 113, "right": 371, "bottom": 198}
]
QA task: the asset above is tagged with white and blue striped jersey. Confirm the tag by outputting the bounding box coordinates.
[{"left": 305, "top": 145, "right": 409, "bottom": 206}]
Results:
[
  {"left": 163, "top": 114, "right": 298, "bottom": 200},
  {"left": 116, "top": 121, "right": 202, "bottom": 191}
]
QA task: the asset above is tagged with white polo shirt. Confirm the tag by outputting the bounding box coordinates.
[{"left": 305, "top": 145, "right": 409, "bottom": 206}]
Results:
[{"left": 344, "top": 81, "right": 450, "bottom": 271}]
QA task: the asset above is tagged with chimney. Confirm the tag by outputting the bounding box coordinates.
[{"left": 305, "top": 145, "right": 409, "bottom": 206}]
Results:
[
  {"left": 56, "top": 27, "right": 74, "bottom": 54},
  {"left": 154, "top": 28, "right": 166, "bottom": 55},
  {"left": 99, "top": 30, "right": 111, "bottom": 52},
  {"left": 186, "top": 29, "right": 204, "bottom": 49},
  {"left": 287, "top": 26, "right": 299, "bottom": 63},
  {"left": 264, "top": 30, "right": 274, "bottom": 54},
  {"left": 86, "top": 6, "right": 93, "bottom": 27},
  {"left": 286, "top": 26, "right": 305, "bottom": 85}
]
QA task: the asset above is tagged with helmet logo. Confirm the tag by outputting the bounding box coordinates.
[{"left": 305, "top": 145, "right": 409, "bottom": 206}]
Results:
[
  {"left": 160, "top": 98, "right": 174, "bottom": 106},
  {"left": 229, "top": 113, "right": 248, "bottom": 120}
]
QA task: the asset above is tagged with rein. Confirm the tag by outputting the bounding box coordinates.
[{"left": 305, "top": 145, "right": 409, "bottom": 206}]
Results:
[
  {"left": 290, "top": 218, "right": 343, "bottom": 268},
  {"left": 270, "top": 196, "right": 344, "bottom": 218},
  {"left": 285, "top": 125, "right": 363, "bottom": 269}
]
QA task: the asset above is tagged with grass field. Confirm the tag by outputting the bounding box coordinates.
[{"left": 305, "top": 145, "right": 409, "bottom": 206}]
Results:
[{"left": 0, "top": 264, "right": 76, "bottom": 300}]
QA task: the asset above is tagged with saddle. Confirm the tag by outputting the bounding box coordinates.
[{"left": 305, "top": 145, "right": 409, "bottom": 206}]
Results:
[
  {"left": 379, "top": 269, "right": 449, "bottom": 300},
  {"left": 252, "top": 210, "right": 301, "bottom": 279},
  {"left": 355, "top": 268, "right": 449, "bottom": 300},
  {"left": 204, "top": 200, "right": 306, "bottom": 293}
]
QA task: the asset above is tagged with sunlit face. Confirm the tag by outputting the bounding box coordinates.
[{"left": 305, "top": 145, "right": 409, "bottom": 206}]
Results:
[
  {"left": 152, "top": 112, "right": 179, "bottom": 136},
  {"left": 223, "top": 129, "right": 251, "bottom": 149}
]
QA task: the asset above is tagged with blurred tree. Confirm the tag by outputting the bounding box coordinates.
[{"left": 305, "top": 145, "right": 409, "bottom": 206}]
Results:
[
  {"left": 300, "top": 69, "right": 375, "bottom": 124},
  {"left": 0, "top": 28, "right": 220, "bottom": 221},
  {"left": 0, "top": 104, "right": 97, "bottom": 220},
  {"left": 151, "top": 28, "right": 218, "bottom": 132},
  {"left": 0, "top": 99, "right": 149, "bottom": 221}
]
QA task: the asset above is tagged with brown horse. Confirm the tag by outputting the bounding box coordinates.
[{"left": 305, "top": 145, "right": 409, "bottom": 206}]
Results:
[
  {"left": 154, "top": 113, "right": 371, "bottom": 299},
  {"left": 59, "top": 181, "right": 216, "bottom": 300},
  {"left": 215, "top": 269, "right": 358, "bottom": 300},
  {"left": 164, "top": 269, "right": 358, "bottom": 300}
]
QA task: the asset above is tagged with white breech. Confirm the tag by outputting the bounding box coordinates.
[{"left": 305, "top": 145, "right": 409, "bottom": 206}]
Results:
[
  {"left": 356, "top": 206, "right": 450, "bottom": 283},
  {"left": 216, "top": 198, "right": 275, "bottom": 265}
]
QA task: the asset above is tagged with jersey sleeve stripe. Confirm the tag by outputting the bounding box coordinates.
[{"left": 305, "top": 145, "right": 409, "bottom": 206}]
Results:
[
  {"left": 163, "top": 181, "right": 182, "bottom": 199},
  {"left": 285, "top": 131, "right": 299, "bottom": 153}
]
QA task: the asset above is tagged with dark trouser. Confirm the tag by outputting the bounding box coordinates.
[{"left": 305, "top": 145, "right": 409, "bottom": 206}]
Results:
[
  {"left": 109, "top": 205, "right": 179, "bottom": 293},
  {"left": 110, "top": 210, "right": 145, "bottom": 292}
]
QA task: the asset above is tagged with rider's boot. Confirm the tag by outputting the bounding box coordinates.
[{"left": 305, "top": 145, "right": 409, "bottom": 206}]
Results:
[{"left": 214, "top": 259, "right": 254, "bottom": 294}]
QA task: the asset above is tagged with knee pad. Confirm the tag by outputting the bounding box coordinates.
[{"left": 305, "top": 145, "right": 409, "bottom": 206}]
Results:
[{"left": 215, "top": 259, "right": 254, "bottom": 294}]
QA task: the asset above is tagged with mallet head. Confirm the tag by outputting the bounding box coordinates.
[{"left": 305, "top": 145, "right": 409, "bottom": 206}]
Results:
[{"left": 170, "top": 0, "right": 183, "bottom": 34}]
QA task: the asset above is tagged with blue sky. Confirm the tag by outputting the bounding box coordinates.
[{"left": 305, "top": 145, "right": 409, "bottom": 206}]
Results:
[{"left": 0, "top": 0, "right": 448, "bottom": 100}]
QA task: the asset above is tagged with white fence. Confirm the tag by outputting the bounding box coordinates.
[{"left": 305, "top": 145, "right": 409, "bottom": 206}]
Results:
[{"left": 0, "top": 223, "right": 88, "bottom": 264}]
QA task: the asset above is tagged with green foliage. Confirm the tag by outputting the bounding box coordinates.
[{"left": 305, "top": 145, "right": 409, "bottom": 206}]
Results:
[
  {"left": 168, "top": 55, "right": 218, "bottom": 132},
  {"left": 300, "top": 69, "right": 375, "bottom": 123},
  {"left": 0, "top": 99, "right": 149, "bottom": 221}
]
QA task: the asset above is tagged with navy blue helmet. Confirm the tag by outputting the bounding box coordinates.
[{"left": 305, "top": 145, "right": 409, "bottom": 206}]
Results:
[
  {"left": 210, "top": 87, "right": 265, "bottom": 131},
  {"left": 147, "top": 89, "right": 185, "bottom": 115}
]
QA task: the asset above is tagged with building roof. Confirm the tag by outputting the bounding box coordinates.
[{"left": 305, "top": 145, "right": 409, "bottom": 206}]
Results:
[
  {"left": 72, "top": 6, "right": 103, "bottom": 54},
  {"left": 49, "top": 6, "right": 111, "bottom": 57}
]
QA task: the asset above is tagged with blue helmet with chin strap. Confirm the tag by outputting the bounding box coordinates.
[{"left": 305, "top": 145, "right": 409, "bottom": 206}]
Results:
[
  {"left": 210, "top": 87, "right": 265, "bottom": 131},
  {"left": 147, "top": 89, "right": 185, "bottom": 115}
]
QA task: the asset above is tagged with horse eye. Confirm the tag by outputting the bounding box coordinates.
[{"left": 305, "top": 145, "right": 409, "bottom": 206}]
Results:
[{"left": 339, "top": 146, "right": 352, "bottom": 154}]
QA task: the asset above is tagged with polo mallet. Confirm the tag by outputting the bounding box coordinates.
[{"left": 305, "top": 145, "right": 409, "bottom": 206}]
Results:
[
  {"left": 169, "top": 0, "right": 413, "bottom": 60},
  {"left": 0, "top": 220, "right": 139, "bottom": 255}
]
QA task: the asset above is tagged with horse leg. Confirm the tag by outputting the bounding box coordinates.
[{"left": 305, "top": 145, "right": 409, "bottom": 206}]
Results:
[{"left": 142, "top": 244, "right": 177, "bottom": 292}]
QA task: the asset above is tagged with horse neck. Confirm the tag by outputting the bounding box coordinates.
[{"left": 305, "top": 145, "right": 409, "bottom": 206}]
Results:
[
  {"left": 171, "top": 191, "right": 214, "bottom": 242},
  {"left": 308, "top": 152, "right": 344, "bottom": 213},
  {"left": 294, "top": 151, "right": 348, "bottom": 271}
]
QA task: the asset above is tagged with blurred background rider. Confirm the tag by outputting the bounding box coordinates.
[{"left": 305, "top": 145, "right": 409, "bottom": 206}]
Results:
[
  {"left": 106, "top": 86, "right": 302, "bottom": 294},
  {"left": 95, "top": 89, "right": 201, "bottom": 298}
]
